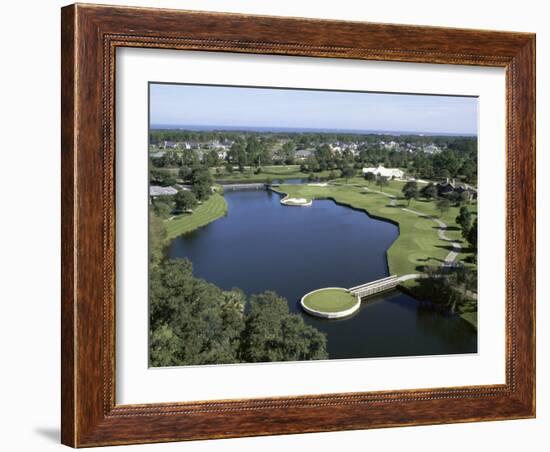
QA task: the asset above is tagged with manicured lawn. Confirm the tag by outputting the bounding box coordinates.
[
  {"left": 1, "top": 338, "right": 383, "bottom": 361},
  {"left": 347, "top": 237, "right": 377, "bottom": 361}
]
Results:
[
  {"left": 303, "top": 288, "right": 358, "bottom": 313},
  {"left": 165, "top": 193, "right": 227, "bottom": 239},
  {"left": 275, "top": 182, "right": 477, "bottom": 277}
]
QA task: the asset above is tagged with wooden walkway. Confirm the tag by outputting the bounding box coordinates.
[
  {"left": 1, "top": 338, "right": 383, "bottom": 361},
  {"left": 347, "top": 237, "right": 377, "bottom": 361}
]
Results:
[
  {"left": 221, "top": 183, "right": 267, "bottom": 191},
  {"left": 348, "top": 273, "right": 421, "bottom": 298},
  {"left": 349, "top": 275, "right": 401, "bottom": 298}
]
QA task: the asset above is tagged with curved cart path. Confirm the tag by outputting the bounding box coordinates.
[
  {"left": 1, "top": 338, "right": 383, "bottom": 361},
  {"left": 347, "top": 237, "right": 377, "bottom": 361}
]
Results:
[{"left": 364, "top": 187, "right": 461, "bottom": 266}]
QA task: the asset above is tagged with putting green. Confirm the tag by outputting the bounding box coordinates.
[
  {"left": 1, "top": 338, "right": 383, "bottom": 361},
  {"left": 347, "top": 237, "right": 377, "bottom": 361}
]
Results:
[{"left": 302, "top": 288, "right": 358, "bottom": 313}]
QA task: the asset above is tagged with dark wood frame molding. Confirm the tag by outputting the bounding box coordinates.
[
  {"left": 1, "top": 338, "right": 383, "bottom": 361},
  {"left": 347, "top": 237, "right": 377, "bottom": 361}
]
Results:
[{"left": 61, "top": 3, "right": 536, "bottom": 447}]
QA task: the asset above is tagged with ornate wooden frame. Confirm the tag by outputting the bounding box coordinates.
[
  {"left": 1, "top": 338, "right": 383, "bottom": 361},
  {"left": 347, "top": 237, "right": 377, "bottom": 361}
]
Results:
[{"left": 61, "top": 3, "right": 536, "bottom": 447}]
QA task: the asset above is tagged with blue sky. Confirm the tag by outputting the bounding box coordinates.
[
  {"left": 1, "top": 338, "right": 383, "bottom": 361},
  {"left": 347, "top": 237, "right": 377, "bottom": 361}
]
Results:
[{"left": 149, "top": 83, "right": 477, "bottom": 135}]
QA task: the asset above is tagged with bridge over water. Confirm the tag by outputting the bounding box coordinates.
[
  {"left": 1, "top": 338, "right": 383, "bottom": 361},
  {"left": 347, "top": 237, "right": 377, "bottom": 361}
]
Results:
[
  {"left": 349, "top": 274, "right": 420, "bottom": 299},
  {"left": 221, "top": 183, "right": 267, "bottom": 191},
  {"left": 301, "top": 274, "right": 421, "bottom": 319}
]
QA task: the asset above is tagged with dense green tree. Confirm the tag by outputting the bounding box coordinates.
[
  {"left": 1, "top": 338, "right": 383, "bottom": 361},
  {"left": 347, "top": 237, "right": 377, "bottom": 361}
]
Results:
[
  {"left": 413, "top": 266, "right": 473, "bottom": 315},
  {"left": 364, "top": 172, "right": 376, "bottom": 185},
  {"left": 151, "top": 197, "right": 174, "bottom": 219},
  {"left": 453, "top": 264, "right": 477, "bottom": 299},
  {"left": 149, "top": 212, "right": 167, "bottom": 266},
  {"left": 458, "top": 191, "right": 471, "bottom": 206},
  {"left": 150, "top": 168, "right": 177, "bottom": 186},
  {"left": 149, "top": 259, "right": 328, "bottom": 367},
  {"left": 190, "top": 167, "right": 213, "bottom": 201},
  {"left": 182, "top": 150, "right": 200, "bottom": 167},
  {"left": 280, "top": 141, "right": 296, "bottom": 164},
  {"left": 228, "top": 142, "right": 247, "bottom": 171},
  {"left": 433, "top": 150, "right": 462, "bottom": 178},
  {"left": 174, "top": 190, "right": 198, "bottom": 213},
  {"left": 149, "top": 324, "right": 181, "bottom": 367},
  {"left": 455, "top": 206, "right": 472, "bottom": 234},
  {"left": 315, "top": 144, "right": 334, "bottom": 170},
  {"left": 240, "top": 291, "right": 328, "bottom": 363},
  {"left": 402, "top": 181, "right": 418, "bottom": 206},
  {"left": 467, "top": 218, "right": 478, "bottom": 252},
  {"left": 178, "top": 165, "right": 193, "bottom": 182},
  {"left": 304, "top": 156, "right": 321, "bottom": 173},
  {"left": 149, "top": 259, "right": 245, "bottom": 366},
  {"left": 376, "top": 176, "right": 389, "bottom": 187},
  {"left": 436, "top": 198, "right": 451, "bottom": 217},
  {"left": 340, "top": 166, "right": 355, "bottom": 181},
  {"left": 421, "top": 183, "right": 438, "bottom": 200},
  {"left": 460, "top": 160, "right": 477, "bottom": 184},
  {"left": 204, "top": 149, "right": 220, "bottom": 168}
]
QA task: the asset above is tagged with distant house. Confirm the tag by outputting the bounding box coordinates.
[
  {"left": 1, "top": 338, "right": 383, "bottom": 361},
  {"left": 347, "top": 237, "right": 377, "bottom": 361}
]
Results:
[
  {"left": 436, "top": 181, "right": 455, "bottom": 196},
  {"left": 384, "top": 141, "right": 399, "bottom": 151},
  {"left": 362, "top": 165, "right": 404, "bottom": 179},
  {"left": 436, "top": 179, "right": 477, "bottom": 200},
  {"left": 149, "top": 185, "right": 178, "bottom": 197},
  {"left": 160, "top": 140, "right": 178, "bottom": 149},
  {"left": 295, "top": 149, "right": 314, "bottom": 160},
  {"left": 423, "top": 144, "right": 441, "bottom": 154}
]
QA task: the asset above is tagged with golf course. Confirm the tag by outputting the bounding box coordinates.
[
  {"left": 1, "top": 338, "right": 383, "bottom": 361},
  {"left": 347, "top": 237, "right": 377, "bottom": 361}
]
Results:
[
  {"left": 274, "top": 178, "right": 475, "bottom": 277},
  {"left": 165, "top": 192, "right": 227, "bottom": 239},
  {"left": 301, "top": 288, "right": 360, "bottom": 318}
]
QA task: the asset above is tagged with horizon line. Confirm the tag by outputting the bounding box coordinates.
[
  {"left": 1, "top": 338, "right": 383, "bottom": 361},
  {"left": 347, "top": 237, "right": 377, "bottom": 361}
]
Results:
[{"left": 149, "top": 124, "right": 477, "bottom": 137}]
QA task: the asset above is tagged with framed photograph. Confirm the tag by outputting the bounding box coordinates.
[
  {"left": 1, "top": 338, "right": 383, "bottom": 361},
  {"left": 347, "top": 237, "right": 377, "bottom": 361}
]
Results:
[{"left": 61, "top": 4, "right": 536, "bottom": 447}]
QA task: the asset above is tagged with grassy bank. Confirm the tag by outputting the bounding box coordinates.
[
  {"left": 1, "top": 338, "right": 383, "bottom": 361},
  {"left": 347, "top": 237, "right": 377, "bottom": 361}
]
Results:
[
  {"left": 165, "top": 193, "right": 227, "bottom": 239},
  {"left": 276, "top": 181, "right": 475, "bottom": 277},
  {"left": 276, "top": 181, "right": 478, "bottom": 328}
]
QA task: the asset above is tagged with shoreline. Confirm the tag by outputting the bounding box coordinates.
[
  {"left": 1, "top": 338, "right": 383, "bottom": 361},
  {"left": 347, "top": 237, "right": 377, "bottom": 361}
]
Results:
[
  {"left": 165, "top": 193, "right": 228, "bottom": 239},
  {"left": 272, "top": 183, "right": 477, "bottom": 329},
  {"left": 165, "top": 183, "right": 477, "bottom": 330}
]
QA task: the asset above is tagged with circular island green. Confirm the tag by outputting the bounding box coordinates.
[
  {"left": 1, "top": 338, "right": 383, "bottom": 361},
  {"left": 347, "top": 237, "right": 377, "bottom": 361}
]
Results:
[{"left": 301, "top": 288, "right": 360, "bottom": 319}]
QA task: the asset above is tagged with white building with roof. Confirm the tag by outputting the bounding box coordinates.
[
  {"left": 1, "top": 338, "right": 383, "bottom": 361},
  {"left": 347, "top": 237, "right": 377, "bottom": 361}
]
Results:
[{"left": 362, "top": 165, "right": 405, "bottom": 179}]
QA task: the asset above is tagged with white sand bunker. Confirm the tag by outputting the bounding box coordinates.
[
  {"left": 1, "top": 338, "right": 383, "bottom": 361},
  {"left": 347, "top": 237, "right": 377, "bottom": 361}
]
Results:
[
  {"left": 280, "top": 197, "right": 312, "bottom": 206},
  {"left": 308, "top": 182, "right": 328, "bottom": 187}
]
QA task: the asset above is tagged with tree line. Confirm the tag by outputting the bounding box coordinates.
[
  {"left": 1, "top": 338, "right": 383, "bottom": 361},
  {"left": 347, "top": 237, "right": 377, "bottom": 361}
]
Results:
[
  {"left": 150, "top": 167, "right": 213, "bottom": 219},
  {"left": 149, "top": 257, "right": 328, "bottom": 366},
  {"left": 412, "top": 264, "right": 477, "bottom": 318}
]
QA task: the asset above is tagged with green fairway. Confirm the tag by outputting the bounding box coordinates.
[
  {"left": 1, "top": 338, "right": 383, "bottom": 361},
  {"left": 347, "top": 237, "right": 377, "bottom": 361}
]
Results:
[
  {"left": 165, "top": 193, "right": 227, "bottom": 239},
  {"left": 275, "top": 181, "right": 477, "bottom": 277},
  {"left": 303, "top": 288, "right": 358, "bottom": 313}
]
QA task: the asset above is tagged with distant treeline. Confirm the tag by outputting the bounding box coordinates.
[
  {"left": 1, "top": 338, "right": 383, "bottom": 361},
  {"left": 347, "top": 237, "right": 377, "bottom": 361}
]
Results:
[{"left": 149, "top": 129, "right": 476, "bottom": 147}]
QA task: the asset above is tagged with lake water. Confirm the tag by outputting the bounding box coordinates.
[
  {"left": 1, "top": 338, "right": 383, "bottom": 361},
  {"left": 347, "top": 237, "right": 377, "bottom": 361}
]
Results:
[{"left": 167, "top": 189, "right": 477, "bottom": 359}]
